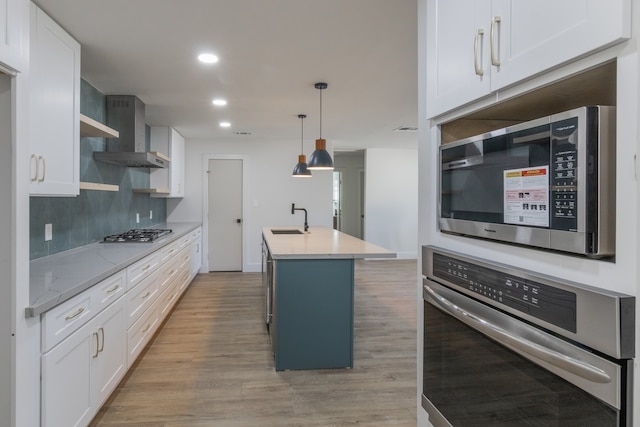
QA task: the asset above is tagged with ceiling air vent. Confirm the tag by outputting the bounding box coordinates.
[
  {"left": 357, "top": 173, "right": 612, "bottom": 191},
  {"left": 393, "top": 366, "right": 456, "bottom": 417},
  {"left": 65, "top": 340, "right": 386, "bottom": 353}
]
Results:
[
  {"left": 393, "top": 126, "right": 418, "bottom": 132},
  {"left": 234, "top": 131, "right": 253, "bottom": 136}
]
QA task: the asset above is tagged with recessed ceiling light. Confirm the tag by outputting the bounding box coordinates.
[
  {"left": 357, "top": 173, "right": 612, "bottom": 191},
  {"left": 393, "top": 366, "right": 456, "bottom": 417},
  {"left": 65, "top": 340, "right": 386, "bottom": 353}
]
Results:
[
  {"left": 198, "top": 53, "right": 219, "bottom": 64},
  {"left": 219, "top": 122, "right": 231, "bottom": 128},
  {"left": 212, "top": 99, "right": 227, "bottom": 106}
]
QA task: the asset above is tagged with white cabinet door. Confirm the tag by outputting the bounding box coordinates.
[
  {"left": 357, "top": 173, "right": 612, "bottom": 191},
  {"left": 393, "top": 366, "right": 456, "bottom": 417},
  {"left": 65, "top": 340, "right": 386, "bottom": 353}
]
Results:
[
  {"left": 491, "top": 0, "right": 631, "bottom": 90},
  {"left": 426, "top": 0, "right": 492, "bottom": 117},
  {"left": 150, "top": 126, "right": 185, "bottom": 198},
  {"left": 0, "top": 0, "right": 24, "bottom": 71},
  {"left": 91, "top": 297, "right": 127, "bottom": 410},
  {"left": 29, "top": 4, "right": 80, "bottom": 196},
  {"left": 426, "top": 0, "right": 630, "bottom": 118},
  {"left": 41, "top": 320, "right": 93, "bottom": 427},
  {"left": 42, "top": 297, "right": 127, "bottom": 427}
]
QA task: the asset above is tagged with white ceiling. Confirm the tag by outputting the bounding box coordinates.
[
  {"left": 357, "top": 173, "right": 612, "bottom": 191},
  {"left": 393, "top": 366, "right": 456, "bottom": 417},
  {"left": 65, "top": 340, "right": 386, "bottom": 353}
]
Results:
[{"left": 33, "top": 0, "right": 418, "bottom": 151}]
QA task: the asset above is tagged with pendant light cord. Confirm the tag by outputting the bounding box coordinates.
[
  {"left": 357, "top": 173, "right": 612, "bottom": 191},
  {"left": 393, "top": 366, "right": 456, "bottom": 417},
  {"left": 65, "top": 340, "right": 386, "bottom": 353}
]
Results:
[
  {"left": 319, "top": 88, "right": 323, "bottom": 140},
  {"left": 300, "top": 116, "right": 304, "bottom": 154}
]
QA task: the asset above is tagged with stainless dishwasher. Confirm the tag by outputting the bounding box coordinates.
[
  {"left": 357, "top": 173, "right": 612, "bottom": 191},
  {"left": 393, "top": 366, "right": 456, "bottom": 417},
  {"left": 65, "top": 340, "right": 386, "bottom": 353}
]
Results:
[{"left": 261, "top": 237, "right": 274, "bottom": 327}]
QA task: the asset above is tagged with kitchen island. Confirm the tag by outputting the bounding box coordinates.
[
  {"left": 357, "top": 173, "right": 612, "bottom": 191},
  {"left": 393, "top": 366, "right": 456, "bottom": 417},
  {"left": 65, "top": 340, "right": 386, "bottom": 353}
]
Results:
[{"left": 262, "top": 226, "right": 396, "bottom": 371}]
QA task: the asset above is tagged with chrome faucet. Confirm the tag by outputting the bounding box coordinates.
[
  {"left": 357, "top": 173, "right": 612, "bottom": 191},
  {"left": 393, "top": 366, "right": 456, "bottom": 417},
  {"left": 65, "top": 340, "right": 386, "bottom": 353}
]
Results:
[{"left": 291, "top": 203, "right": 309, "bottom": 232}]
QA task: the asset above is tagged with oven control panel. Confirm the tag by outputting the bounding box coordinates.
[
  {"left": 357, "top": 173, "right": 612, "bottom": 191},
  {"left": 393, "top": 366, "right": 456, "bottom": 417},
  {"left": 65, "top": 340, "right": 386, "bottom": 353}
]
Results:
[{"left": 432, "top": 253, "right": 577, "bottom": 332}]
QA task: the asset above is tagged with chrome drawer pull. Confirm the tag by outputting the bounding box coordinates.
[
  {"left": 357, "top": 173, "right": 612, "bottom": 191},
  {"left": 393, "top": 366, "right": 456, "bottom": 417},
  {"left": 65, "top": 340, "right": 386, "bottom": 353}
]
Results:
[
  {"left": 92, "top": 332, "right": 99, "bottom": 358},
  {"left": 98, "top": 327, "right": 105, "bottom": 353},
  {"left": 474, "top": 29, "right": 485, "bottom": 76},
  {"left": 30, "top": 154, "right": 38, "bottom": 181},
  {"left": 65, "top": 307, "right": 85, "bottom": 320},
  {"left": 142, "top": 264, "right": 152, "bottom": 271},
  {"left": 106, "top": 284, "right": 120, "bottom": 294},
  {"left": 142, "top": 324, "right": 151, "bottom": 333},
  {"left": 490, "top": 16, "right": 501, "bottom": 66},
  {"left": 142, "top": 291, "right": 151, "bottom": 299}
]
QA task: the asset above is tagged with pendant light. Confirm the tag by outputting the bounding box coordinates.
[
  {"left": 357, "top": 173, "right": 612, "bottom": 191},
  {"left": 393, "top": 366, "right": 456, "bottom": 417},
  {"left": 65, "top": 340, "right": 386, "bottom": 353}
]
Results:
[
  {"left": 292, "top": 114, "right": 312, "bottom": 177},
  {"left": 307, "top": 82, "right": 334, "bottom": 170}
]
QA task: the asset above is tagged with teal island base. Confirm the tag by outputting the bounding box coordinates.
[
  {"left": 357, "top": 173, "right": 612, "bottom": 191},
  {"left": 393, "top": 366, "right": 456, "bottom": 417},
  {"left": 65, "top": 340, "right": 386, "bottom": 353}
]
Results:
[{"left": 272, "top": 258, "right": 354, "bottom": 371}]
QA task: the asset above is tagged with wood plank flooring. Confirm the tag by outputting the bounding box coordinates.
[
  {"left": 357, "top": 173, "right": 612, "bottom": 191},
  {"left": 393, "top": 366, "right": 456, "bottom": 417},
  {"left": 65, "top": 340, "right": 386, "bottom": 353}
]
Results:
[{"left": 90, "top": 259, "right": 418, "bottom": 427}]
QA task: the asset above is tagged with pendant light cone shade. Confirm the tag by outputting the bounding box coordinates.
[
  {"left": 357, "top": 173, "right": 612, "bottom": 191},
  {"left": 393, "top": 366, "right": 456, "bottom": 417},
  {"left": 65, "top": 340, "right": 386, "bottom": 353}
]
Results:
[
  {"left": 308, "top": 82, "right": 334, "bottom": 170},
  {"left": 292, "top": 114, "right": 312, "bottom": 177}
]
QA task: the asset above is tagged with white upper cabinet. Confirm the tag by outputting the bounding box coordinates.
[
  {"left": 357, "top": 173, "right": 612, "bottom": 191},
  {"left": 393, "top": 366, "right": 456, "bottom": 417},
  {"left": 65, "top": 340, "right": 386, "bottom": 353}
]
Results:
[
  {"left": 150, "top": 126, "right": 185, "bottom": 198},
  {"left": 29, "top": 3, "right": 80, "bottom": 196},
  {"left": 426, "top": 0, "right": 631, "bottom": 118},
  {"left": 0, "top": 0, "right": 25, "bottom": 72}
]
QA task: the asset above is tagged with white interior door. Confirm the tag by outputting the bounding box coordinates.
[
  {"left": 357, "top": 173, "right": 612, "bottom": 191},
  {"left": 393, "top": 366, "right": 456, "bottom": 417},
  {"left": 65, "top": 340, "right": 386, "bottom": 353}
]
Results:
[{"left": 207, "top": 159, "right": 243, "bottom": 271}]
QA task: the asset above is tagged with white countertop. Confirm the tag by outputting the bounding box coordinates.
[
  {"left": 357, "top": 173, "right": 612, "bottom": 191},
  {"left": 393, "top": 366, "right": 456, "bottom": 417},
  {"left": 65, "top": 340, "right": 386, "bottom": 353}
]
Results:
[
  {"left": 28, "top": 222, "right": 201, "bottom": 317},
  {"left": 262, "top": 226, "right": 396, "bottom": 260}
]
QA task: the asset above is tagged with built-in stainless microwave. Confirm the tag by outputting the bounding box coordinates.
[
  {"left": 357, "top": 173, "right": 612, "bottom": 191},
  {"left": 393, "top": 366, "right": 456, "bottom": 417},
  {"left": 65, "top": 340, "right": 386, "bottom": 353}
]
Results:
[{"left": 439, "top": 106, "right": 615, "bottom": 258}]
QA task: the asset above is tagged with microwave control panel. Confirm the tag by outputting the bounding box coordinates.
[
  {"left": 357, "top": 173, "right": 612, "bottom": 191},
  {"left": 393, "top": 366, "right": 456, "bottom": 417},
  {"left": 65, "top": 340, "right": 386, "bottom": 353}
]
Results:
[
  {"left": 431, "top": 253, "right": 577, "bottom": 332},
  {"left": 550, "top": 117, "right": 579, "bottom": 232}
]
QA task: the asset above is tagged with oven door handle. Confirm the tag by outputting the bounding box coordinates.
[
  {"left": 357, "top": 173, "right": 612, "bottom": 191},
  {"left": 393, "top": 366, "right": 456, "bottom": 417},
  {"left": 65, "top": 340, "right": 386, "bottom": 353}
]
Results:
[{"left": 424, "top": 284, "right": 612, "bottom": 384}]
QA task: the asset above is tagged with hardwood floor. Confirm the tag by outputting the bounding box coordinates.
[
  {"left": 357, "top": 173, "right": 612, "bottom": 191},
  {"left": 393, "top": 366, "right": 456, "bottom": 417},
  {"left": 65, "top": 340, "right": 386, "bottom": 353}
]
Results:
[{"left": 90, "top": 259, "right": 418, "bottom": 427}]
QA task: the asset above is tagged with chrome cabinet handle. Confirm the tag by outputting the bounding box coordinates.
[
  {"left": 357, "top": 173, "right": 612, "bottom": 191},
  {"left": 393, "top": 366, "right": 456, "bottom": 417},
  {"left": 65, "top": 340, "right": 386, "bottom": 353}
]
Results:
[
  {"left": 142, "top": 264, "right": 152, "bottom": 271},
  {"left": 65, "top": 307, "right": 85, "bottom": 320},
  {"left": 38, "top": 156, "right": 46, "bottom": 182},
  {"left": 142, "top": 324, "right": 151, "bottom": 333},
  {"left": 424, "top": 284, "right": 611, "bottom": 384},
  {"left": 474, "top": 29, "right": 485, "bottom": 76},
  {"left": 142, "top": 291, "right": 151, "bottom": 299},
  {"left": 92, "top": 332, "right": 99, "bottom": 358},
  {"left": 106, "top": 284, "right": 120, "bottom": 294},
  {"left": 30, "top": 154, "right": 38, "bottom": 181},
  {"left": 98, "top": 327, "right": 105, "bottom": 353},
  {"left": 490, "top": 16, "right": 501, "bottom": 66}
]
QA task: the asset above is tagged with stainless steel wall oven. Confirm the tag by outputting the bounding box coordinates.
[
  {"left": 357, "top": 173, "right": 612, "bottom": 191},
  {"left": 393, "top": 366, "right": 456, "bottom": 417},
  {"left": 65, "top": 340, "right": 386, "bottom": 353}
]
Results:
[{"left": 422, "top": 246, "right": 635, "bottom": 426}]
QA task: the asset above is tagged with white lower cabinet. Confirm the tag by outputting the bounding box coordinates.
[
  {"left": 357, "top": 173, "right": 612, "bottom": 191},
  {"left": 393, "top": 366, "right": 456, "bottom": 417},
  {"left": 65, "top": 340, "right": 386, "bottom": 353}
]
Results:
[
  {"left": 41, "top": 296, "right": 126, "bottom": 427},
  {"left": 91, "top": 298, "right": 127, "bottom": 409},
  {"left": 41, "top": 227, "right": 202, "bottom": 426}
]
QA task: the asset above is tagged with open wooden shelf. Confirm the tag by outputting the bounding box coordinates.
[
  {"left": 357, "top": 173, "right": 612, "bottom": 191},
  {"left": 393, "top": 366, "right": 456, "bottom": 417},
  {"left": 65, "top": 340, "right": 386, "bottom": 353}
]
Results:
[
  {"left": 79, "top": 182, "right": 119, "bottom": 192},
  {"left": 80, "top": 114, "right": 119, "bottom": 138},
  {"left": 132, "top": 188, "right": 170, "bottom": 194}
]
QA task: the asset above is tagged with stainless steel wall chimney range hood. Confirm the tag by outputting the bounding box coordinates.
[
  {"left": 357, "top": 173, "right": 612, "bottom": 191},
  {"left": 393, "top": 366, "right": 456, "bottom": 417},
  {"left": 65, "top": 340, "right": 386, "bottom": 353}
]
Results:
[{"left": 93, "top": 95, "right": 169, "bottom": 168}]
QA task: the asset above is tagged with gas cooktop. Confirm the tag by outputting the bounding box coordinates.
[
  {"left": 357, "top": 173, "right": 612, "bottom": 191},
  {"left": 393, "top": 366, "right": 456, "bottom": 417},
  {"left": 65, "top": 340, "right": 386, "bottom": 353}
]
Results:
[{"left": 102, "top": 228, "right": 172, "bottom": 243}]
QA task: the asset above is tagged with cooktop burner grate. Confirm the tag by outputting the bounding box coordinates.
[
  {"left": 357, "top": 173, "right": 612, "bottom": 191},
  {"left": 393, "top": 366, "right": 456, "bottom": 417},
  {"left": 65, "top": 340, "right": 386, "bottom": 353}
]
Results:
[{"left": 102, "top": 228, "right": 172, "bottom": 243}]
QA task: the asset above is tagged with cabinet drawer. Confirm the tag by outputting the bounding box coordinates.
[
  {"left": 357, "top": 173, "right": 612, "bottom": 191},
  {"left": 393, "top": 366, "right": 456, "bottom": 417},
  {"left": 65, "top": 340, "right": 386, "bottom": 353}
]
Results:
[
  {"left": 127, "top": 303, "right": 159, "bottom": 367},
  {"left": 127, "top": 252, "right": 159, "bottom": 290},
  {"left": 42, "top": 290, "right": 93, "bottom": 352},
  {"left": 126, "top": 272, "right": 159, "bottom": 328},
  {"left": 159, "top": 240, "right": 180, "bottom": 263},
  {"left": 157, "top": 256, "right": 180, "bottom": 291},
  {"left": 176, "top": 268, "right": 191, "bottom": 294},
  {"left": 92, "top": 271, "right": 126, "bottom": 314},
  {"left": 158, "top": 280, "right": 179, "bottom": 318}
]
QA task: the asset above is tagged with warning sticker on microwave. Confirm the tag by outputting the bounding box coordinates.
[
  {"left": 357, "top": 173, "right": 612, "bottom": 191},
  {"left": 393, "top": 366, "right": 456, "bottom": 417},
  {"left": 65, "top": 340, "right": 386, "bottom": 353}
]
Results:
[{"left": 503, "top": 166, "right": 549, "bottom": 227}]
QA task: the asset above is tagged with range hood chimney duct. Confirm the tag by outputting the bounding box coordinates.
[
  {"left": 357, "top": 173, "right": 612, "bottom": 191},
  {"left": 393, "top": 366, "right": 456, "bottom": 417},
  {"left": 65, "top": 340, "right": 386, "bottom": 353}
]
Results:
[{"left": 93, "top": 95, "right": 169, "bottom": 168}]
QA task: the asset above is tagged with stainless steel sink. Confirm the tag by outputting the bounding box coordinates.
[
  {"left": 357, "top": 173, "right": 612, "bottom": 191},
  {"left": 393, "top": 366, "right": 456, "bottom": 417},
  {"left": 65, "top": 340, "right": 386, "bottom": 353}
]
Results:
[{"left": 271, "top": 229, "right": 304, "bottom": 235}]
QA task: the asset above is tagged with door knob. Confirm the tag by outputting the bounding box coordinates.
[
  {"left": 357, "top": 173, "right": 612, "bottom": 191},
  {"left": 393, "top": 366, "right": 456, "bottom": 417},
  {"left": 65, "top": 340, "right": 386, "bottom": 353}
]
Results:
[{"left": 236, "top": 218, "right": 242, "bottom": 224}]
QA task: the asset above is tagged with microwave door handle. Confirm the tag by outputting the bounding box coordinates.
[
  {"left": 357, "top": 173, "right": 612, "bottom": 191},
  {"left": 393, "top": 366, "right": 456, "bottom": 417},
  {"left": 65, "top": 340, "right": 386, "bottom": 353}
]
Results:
[{"left": 424, "top": 284, "right": 611, "bottom": 384}]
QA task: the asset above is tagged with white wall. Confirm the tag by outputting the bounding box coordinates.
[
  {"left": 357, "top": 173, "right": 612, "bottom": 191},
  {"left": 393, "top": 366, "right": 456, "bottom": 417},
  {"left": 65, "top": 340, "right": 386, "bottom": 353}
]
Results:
[
  {"left": 365, "top": 148, "right": 418, "bottom": 259},
  {"left": 167, "top": 138, "right": 333, "bottom": 272},
  {"left": 168, "top": 141, "right": 420, "bottom": 271}
]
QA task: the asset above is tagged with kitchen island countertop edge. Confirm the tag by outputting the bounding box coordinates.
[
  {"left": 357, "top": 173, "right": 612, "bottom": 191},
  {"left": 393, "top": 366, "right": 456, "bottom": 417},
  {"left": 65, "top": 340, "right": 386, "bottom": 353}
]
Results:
[{"left": 263, "top": 226, "right": 396, "bottom": 260}]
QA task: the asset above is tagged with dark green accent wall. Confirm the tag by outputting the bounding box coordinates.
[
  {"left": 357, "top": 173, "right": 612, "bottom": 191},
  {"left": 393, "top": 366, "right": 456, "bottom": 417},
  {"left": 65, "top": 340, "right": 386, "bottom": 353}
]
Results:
[{"left": 30, "top": 80, "right": 167, "bottom": 260}]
